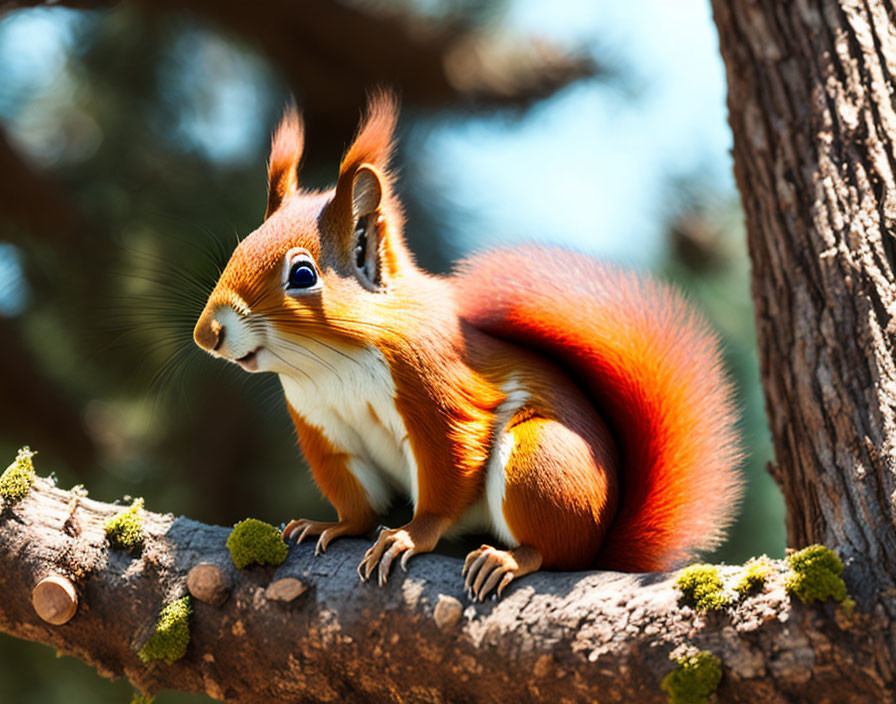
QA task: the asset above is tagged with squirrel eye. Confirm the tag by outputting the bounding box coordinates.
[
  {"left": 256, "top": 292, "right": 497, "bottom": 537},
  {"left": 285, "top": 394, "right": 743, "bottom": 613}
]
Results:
[{"left": 287, "top": 261, "right": 318, "bottom": 290}]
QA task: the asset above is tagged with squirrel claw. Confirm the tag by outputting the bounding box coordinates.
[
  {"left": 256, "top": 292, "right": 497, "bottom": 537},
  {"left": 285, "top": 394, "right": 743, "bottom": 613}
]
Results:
[
  {"left": 358, "top": 526, "right": 429, "bottom": 585},
  {"left": 357, "top": 528, "right": 414, "bottom": 585},
  {"left": 358, "top": 517, "right": 446, "bottom": 585},
  {"left": 283, "top": 518, "right": 366, "bottom": 555},
  {"left": 462, "top": 544, "right": 541, "bottom": 601},
  {"left": 359, "top": 539, "right": 386, "bottom": 582},
  {"left": 282, "top": 519, "right": 312, "bottom": 542}
]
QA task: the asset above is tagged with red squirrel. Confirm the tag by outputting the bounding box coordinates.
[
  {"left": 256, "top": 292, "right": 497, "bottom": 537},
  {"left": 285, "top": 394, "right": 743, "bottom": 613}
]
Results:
[{"left": 193, "top": 92, "right": 742, "bottom": 600}]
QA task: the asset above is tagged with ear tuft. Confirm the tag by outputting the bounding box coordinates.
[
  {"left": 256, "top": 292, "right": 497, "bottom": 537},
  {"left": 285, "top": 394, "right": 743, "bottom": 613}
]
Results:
[
  {"left": 340, "top": 89, "right": 399, "bottom": 182},
  {"left": 266, "top": 103, "right": 304, "bottom": 219},
  {"left": 329, "top": 90, "right": 401, "bottom": 257}
]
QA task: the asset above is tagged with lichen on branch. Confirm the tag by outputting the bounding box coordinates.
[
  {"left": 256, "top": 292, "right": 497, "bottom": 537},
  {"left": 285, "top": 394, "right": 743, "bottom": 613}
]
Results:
[
  {"left": 0, "top": 447, "right": 36, "bottom": 504},
  {"left": 661, "top": 651, "right": 722, "bottom": 704},
  {"left": 138, "top": 596, "right": 192, "bottom": 665},
  {"left": 734, "top": 556, "right": 772, "bottom": 597},
  {"left": 784, "top": 545, "right": 847, "bottom": 605},
  {"left": 105, "top": 498, "right": 146, "bottom": 553},
  {"left": 675, "top": 564, "right": 729, "bottom": 611},
  {"left": 226, "top": 518, "right": 288, "bottom": 569}
]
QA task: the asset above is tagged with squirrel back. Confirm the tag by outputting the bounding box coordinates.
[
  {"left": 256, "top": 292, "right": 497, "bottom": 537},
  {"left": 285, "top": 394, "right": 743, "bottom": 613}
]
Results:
[{"left": 454, "top": 245, "right": 743, "bottom": 571}]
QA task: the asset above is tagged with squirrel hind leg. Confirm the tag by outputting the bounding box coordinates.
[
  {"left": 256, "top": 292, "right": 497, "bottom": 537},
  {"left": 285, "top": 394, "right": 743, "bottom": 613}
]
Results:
[
  {"left": 463, "top": 544, "right": 542, "bottom": 601},
  {"left": 466, "top": 412, "right": 619, "bottom": 601},
  {"left": 487, "top": 413, "right": 618, "bottom": 575}
]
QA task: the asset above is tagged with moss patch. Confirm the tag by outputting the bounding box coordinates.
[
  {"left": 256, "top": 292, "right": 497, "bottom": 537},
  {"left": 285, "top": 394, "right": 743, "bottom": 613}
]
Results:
[
  {"left": 840, "top": 596, "right": 857, "bottom": 617},
  {"left": 105, "top": 499, "right": 145, "bottom": 552},
  {"left": 734, "top": 556, "right": 772, "bottom": 597},
  {"left": 0, "top": 447, "right": 36, "bottom": 504},
  {"left": 676, "top": 564, "right": 728, "bottom": 611},
  {"left": 785, "top": 544, "right": 847, "bottom": 604},
  {"left": 130, "top": 692, "right": 155, "bottom": 704},
  {"left": 661, "top": 651, "right": 722, "bottom": 704},
  {"left": 139, "top": 596, "right": 191, "bottom": 665},
  {"left": 226, "top": 518, "right": 288, "bottom": 569}
]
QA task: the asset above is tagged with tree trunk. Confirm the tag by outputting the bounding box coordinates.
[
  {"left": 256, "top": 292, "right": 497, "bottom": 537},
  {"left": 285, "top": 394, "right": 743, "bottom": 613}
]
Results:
[{"left": 710, "top": 0, "right": 896, "bottom": 604}]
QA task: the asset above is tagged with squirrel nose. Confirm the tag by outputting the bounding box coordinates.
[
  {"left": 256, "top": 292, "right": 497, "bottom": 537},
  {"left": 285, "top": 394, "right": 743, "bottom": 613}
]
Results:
[
  {"left": 194, "top": 311, "right": 224, "bottom": 352},
  {"left": 209, "top": 319, "right": 224, "bottom": 351}
]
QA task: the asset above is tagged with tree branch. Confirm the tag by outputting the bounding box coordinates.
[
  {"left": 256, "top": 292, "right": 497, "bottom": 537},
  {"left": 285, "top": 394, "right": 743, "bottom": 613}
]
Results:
[{"left": 0, "top": 475, "right": 887, "bottom": 703}]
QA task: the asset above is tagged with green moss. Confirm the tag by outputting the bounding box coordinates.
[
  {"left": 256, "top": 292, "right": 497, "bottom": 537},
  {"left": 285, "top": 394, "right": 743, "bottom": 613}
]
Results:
[
  {"left": 676, "top": 564, "right": 728, "bottom": 611},
  {"left": 130, "top": 692, "right": 155, "bottom": 704},
  {"left": 840, "top": 596, "right": 857, "bottom": 617},
  {"left": 661, "top": 651, "right": 722, "bottom": 704},
  {"left": 105, "top": 499, "right": 146, "bottom": 552},
  {"left": 0, "top": 447, "right": 36, "bottom": 504},
  {"left": 734, "top": 556, "right": 772, "bottom": 597},
  {"left": 139, "top": 596, "right": 191, "bottom": 664},
  {"left": 226, "top": 518, "right": 288, "bottom": 569},
  {"left": 784, "top": 545, "right": 847, "bottom": 604}
]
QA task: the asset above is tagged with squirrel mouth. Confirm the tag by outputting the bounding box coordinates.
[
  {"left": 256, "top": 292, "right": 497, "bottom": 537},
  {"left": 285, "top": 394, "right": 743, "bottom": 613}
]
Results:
[{"left": 235, "top": 348, "right": 260, "bottom": 372}]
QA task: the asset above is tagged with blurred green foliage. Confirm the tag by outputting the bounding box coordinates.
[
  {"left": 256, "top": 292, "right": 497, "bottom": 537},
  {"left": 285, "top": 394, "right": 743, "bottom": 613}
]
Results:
[{"left": 0, "top": 1, "right": 782, "bottom": 702}]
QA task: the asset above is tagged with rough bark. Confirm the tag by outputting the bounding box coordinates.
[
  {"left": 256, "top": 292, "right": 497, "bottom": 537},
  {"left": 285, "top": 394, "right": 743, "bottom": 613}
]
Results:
[
  {"left": 0, "top": 478, "right": 887, "bottom": 703},
  {"left": 710, "top": 0, "right": 896, "bottom": 597}
]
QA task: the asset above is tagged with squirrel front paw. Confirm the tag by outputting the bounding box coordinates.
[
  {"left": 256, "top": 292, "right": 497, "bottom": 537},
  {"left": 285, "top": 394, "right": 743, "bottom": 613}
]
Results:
[
  {"left": 282, "top": 518, "right": 366, "bottom": 556},
  {"left": 357, "top": 527, "right": 419, "bottom": 586},
  {"left": 358, "top": 515, "right": 448, "bottom": 586}
]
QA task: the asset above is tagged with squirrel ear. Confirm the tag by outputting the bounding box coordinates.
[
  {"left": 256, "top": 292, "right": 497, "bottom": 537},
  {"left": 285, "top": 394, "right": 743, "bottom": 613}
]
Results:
[
  {"left": 265, "top": 103, "right": 304, "bottom": 219},
  {"left": 339, "top": 89, "right": 398, "bottom": 179},
  {"left": 352, "top": 165, "right": 383, "bottom": 218},
  {"left": 331, "top": 90, "right": 397, "bottom": 229}
]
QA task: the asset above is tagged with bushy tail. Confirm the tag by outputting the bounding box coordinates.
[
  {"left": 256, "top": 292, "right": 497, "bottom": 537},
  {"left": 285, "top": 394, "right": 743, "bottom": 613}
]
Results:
[{"left": 454, "top": 245, "right": 742, "bottom": 572}]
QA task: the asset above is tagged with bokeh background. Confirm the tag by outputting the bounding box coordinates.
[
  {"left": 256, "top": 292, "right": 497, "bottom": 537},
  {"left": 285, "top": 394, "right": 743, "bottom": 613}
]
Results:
[{"left": 0, "top": 0, "right": 784, "bottom": 701}]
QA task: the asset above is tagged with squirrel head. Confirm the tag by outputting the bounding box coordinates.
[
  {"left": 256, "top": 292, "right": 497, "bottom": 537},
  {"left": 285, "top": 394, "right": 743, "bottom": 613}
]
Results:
[{"left": 193, "top": 90, "right": 410, "bottom": 375}]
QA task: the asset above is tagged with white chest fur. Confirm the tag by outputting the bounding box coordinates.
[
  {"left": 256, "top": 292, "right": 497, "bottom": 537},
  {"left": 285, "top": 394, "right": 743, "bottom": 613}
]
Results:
[
  {"left": 278, "top": 339, "right": 528, "bottom": 549},
  {"left": 279, "top": 344, "right": 418, "bottom": 513}
]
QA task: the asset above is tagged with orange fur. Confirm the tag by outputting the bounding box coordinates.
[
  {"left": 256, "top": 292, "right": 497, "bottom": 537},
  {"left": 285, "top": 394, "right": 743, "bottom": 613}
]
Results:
[
  {"left": 502, "top": 412, "right": 617, "bottom": 569},
  {"left": 286, "top": 404, "right": 377, "bottom": 532},
  {"left": 383, "top": 331, "right": 505, "bottom": 521},
  {"left": 266, "top": 104, "right": 304, "bottom": 219},
  {"left": 338, "top": 88, "right": 398, "bottom": 183}
]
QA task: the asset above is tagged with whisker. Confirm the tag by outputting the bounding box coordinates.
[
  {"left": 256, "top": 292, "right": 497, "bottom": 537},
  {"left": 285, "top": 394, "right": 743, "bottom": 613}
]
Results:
[
  {"left": 295, "top": 333, "right": 361, "bottom": 366},
  {"left": 256, "top": 322, "right": 347, "bottom": 376},
  {"left": 264, "top": 345, "right": 318, "bottom": 387},
  {"left": 252, "top": 309, "right": 406, "bottom": 340},
  {"left": 268, "top": 338, "right": 336, "bottom": 377}
]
